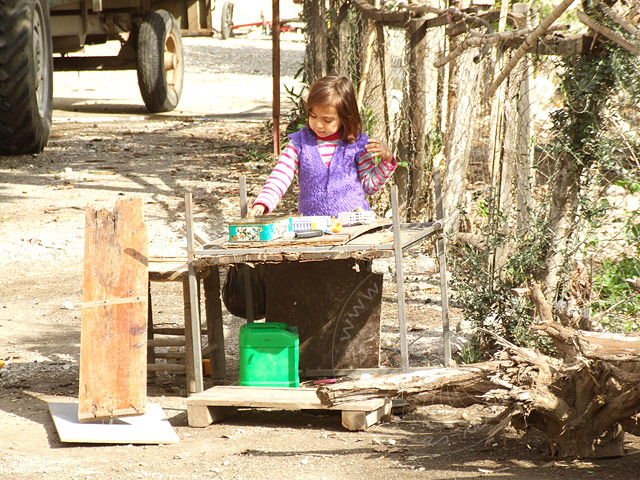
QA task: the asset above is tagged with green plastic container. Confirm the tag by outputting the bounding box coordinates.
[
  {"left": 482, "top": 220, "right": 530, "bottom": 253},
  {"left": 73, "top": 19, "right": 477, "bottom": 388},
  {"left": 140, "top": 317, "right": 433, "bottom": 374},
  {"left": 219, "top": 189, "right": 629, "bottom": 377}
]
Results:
[{"left": 239, "top": 322, "right": 299, "bottom": 387}]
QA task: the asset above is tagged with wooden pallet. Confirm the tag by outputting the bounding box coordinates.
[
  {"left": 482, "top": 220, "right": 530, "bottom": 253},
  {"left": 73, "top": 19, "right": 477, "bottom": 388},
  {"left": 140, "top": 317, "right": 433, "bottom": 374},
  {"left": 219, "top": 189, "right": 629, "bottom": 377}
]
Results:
[{"left": 186, "top": 386, "right": 391, "bottom": 431}]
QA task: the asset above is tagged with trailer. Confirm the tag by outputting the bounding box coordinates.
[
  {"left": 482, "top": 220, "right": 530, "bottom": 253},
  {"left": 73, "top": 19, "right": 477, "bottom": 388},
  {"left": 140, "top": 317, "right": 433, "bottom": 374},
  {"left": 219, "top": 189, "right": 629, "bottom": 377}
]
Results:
[
  {"left": 211, "top": 0, "right": 302, "bottom": 39},
  {"left": 0, "top": 0, "right": 211, "bottom": 155}
]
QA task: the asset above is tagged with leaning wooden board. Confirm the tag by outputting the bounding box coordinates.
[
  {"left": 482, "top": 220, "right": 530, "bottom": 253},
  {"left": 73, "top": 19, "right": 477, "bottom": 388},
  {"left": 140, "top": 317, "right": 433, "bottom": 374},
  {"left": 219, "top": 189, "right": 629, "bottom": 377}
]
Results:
[
  {"left": 220, "top": 218, "right": 391, "bottom": 248},
  {"left": 79, "top": 197, "right": 148, "bottom": 422}
]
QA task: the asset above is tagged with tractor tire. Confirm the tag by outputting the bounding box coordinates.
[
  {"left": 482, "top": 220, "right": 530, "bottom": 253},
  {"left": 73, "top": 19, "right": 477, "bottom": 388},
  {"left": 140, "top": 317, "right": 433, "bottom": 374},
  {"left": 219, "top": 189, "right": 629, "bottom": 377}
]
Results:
[
  {"left": 221, "top": 1, "right": 234, "bottom": 40},
  {"left": 0, "top": 0, "right": 53, "bottom": 155},
  {"left": 136, "top": 10, "right": 183, "bottom": 113}
]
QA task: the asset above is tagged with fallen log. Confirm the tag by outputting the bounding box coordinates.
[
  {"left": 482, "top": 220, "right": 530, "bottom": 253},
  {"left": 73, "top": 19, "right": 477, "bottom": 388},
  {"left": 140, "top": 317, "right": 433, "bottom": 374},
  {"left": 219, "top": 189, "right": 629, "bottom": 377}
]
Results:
[
  {"left": 317, "top": 322, "right": 640, "bottom": 458},
  {"left": 315, "top": 361, "right": 507, "bottom": 406}
]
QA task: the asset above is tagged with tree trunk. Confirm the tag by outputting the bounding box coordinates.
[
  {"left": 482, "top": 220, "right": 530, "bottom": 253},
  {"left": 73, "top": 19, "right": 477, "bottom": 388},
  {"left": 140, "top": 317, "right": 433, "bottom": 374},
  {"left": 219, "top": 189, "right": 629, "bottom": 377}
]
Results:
[{"left": 536, "top": 157, "right": 584, "bottom": 301}]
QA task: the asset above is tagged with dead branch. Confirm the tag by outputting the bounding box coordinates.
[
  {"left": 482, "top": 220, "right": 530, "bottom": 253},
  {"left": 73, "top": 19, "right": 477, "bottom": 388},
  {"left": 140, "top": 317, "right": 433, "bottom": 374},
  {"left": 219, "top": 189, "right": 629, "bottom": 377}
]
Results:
[
  {"left": 351, "top": 0, "right": 410, "bottom": 24},
  {"left": 577, "top": 9, "right": 640, "bottom": 56},
  {"left": 396, "top": 0, "right": 443, "bottom": 17},
  {"left": 627, "top": 277, "right": 640, "bottom": 293},
  {"left": 434, "top": 25, "right": 571, "bottom": 68},
  {"left": 594, "top": 0, "right": 640, "bottom": 41},
  {"left": 317, "top": 320, "right": 640, "bottom": 457},
  {"left": 533, "top": 322, "right": 640, "bottom": 362},
  {"left": 446, "top": 9, "right": 526, "bottom": 37},
  {"left": 316, "top": 362, "right": 506, "bottom": 406},
  {"left": 434, "top": 28, "right": 534, "bottom": 67},
  {"left": 488, "top": 0, "right": 577, "bottom": 97},
  {"left": 528, "top": 281, "right": 554, "bottom": 323}
]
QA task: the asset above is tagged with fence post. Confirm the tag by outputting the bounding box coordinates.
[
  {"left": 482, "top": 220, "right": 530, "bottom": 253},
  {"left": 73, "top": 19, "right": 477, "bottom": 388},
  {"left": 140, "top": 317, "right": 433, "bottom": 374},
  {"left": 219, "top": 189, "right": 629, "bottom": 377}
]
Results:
[
  {"left": 307, "top": 0, "right": 328, "bottom": 79},
  {"left": 407, "top": 18, "right": 428, "bottom": 221},
  {"left": 514, "top": 2, "right": 534, "bottom": 233}
]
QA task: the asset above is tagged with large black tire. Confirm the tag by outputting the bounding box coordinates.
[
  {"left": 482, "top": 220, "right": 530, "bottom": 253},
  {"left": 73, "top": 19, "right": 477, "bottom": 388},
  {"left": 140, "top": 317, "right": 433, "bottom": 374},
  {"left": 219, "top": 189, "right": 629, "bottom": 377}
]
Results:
[
  {"left": 136, "top": 10, "right": 184, "bottom": 113},
  {"left": 0, "top": 0, "right": 53, "bottom": 155},
  {"left": 220, "top": 1, "right": 234, "bottom": 40}
]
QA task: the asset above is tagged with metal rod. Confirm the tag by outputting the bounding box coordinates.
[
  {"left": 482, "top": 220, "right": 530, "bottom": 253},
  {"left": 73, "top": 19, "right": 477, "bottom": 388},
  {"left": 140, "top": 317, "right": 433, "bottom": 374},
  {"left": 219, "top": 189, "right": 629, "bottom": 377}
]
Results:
[
  {"left": 238, "top": 175, "right": 255, "bottom": 322},
  {"left": 239, "top": 174, "right": 248, "bottom": 218},
  {"left": 391, "top": 185, "right": 409, "bottom": 371},
  {"left": 272, "top": 0, "right": 281, "bottom": 157},
  {"left": 185, "top": 192, "right": 204, "bottom": 393}
]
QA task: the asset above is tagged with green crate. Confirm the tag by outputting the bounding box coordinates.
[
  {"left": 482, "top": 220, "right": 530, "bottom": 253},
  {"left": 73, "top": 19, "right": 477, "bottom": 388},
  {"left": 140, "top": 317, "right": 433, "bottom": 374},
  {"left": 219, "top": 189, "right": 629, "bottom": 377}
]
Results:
[{"left": 239, "top": 322, "right": 299, "bottom": 388}]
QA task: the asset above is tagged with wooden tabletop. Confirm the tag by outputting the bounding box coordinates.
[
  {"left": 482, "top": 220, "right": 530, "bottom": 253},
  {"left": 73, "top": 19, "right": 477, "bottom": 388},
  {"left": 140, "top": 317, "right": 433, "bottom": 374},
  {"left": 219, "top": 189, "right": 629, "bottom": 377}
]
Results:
[{"left": 193, "top": 221, "right": 442, "bottom": 266}]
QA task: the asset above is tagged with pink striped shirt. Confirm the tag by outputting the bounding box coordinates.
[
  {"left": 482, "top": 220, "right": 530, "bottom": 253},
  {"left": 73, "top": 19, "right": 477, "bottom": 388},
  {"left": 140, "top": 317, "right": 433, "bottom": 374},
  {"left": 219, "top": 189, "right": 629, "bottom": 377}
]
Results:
[{"left": 253, "top": 135, "right": 396, "bottom": 214}]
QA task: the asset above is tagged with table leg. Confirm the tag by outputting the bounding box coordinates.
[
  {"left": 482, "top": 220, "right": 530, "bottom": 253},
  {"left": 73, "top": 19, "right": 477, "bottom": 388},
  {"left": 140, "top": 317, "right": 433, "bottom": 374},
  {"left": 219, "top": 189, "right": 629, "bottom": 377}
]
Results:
[
  {"left": 146, "top": 281, "right": 156, "bottom": 378},
  {"left": 390, "top": 185, "right": 409, "bottom": 372},
  {"left": 203, "top": 266, "right": 226, "bottom": 381},
  {"left": 184, "top": 192, "right": 204, "bottom": 394},
  {"left": 433, "top": 166, "right": 451, "bottom": 367}
]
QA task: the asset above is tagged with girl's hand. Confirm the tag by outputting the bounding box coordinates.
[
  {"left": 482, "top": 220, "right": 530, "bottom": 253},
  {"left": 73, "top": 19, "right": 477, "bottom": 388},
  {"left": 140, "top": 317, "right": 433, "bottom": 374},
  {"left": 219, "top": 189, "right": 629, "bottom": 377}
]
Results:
[
  {"left": 248, "top": 204, "right": 266, "bottom": 217},
  {"left": 365, "top": 138, "right": 393, "bottom": 163}
]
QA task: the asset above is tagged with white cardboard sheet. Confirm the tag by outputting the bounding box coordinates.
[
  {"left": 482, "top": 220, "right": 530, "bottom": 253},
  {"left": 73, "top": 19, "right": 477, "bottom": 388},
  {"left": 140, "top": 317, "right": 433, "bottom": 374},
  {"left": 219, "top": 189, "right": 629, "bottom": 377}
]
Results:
[{"left": 48, "top": 402, "right": 179, "bottom": 444}]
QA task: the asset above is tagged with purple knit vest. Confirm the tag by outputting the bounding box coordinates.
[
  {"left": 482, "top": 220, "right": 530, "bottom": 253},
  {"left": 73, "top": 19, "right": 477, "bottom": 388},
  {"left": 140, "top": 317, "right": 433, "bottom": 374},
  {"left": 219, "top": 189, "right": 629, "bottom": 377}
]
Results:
[{"left": 290, "top": 126, "right": 371, "bottom": 216}]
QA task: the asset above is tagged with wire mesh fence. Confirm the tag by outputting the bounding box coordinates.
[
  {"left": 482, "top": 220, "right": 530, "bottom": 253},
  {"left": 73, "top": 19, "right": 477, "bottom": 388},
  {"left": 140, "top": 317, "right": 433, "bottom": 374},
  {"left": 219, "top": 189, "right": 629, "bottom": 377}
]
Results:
[{"left": 300, "top": 0, "right": 640, "bottom": 337}]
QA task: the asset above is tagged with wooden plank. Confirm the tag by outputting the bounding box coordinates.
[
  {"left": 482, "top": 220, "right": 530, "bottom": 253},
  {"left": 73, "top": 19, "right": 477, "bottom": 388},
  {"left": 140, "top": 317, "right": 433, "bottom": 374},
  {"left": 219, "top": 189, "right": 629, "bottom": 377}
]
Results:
[
  {"left": 220, "top": 218, "right": 391, "bottom": 249},
  {"left": 342, "top": 402, "right": 391, "bottom": 431},
  {"left": 195, "top": 222, "right": 436, "bottom": 264},
  {"left": 147, "top": 338, "right": 185, "bottom": 347},
  {"left": 147, "top": 363, "right": 186, "bottom": 373},
  {"left": 187, "top": 404, "right": 237, "bottom": 427},
  {"left": 148, "top": 261, "right": 188, "bottom": 282},
  {"left": 79, "top": 197, "right": 148, "bottom": 422},
  {"left": 187, "top": 386, "right": 388, "bottom": 411}
]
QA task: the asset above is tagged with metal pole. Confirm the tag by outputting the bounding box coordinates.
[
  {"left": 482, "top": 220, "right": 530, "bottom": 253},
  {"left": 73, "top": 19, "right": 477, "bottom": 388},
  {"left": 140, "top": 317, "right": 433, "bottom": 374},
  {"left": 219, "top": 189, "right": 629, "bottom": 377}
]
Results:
[
  {"left": 391, "top": 185, "right": 409, "bottom": 371},
  {"left": 272, "top": 0, "right": 281, "bottom": 157},
  {"left": 239, "top": 175, "right": 254, "bottom": 322}
]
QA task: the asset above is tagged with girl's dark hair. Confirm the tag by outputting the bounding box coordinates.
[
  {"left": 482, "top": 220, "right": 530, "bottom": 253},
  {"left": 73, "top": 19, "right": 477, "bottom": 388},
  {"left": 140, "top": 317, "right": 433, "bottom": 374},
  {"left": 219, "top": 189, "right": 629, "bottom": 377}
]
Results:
[{"left": 306, "top": 76, "right": 362, "bottom": 143}]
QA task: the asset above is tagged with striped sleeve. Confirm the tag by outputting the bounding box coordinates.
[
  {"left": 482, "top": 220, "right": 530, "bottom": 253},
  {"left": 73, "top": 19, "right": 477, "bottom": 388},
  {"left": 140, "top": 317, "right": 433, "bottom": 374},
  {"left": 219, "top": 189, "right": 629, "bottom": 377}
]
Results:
[
  {"left": 357, "top": 150, "right": 397, "bottom": 195},
  {"left": 252, "top": 140, "right": 299, "bottom": 213}
]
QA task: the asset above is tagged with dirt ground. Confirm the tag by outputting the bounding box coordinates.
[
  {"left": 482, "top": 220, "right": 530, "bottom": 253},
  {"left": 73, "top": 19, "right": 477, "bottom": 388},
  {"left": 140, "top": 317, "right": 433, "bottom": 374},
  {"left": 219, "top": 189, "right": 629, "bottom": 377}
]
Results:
[{"left": 1, "top": 34, "right": 639, "bottom": 480}]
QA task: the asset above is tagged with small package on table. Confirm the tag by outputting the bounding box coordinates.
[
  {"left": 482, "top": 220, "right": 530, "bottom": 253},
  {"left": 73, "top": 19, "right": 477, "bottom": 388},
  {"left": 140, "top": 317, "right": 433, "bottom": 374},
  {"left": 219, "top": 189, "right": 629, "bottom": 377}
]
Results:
[
  {"left": 290, "top": 215, "right": 332, "bottom": 232},
  {"left": 228, "top": 215, "right": 291, "bottom": 242}
]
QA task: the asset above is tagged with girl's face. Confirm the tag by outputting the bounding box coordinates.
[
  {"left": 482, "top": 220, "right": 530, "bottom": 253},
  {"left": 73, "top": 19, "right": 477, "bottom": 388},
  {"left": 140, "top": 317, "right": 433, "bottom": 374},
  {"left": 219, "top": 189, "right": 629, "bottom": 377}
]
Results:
[{"left": 308, "top": 104, "right": 341, "bottom": 138}]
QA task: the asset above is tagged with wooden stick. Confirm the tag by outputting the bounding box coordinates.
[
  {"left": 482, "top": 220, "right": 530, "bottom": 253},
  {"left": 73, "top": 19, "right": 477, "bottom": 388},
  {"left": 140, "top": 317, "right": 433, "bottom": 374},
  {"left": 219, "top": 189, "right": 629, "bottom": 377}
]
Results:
[
  {"left": 489, "top": 0, "right": 576, "bottom": 96},
  {"left": 185, "top": 192, "right": 204, "bottom": 394},
  {"left": 357, "top": 19, "right": 378, "bottom": 109},
  {"left": 577, "top": 9, "right": 640, "bottom": 56},
  {"left": 376, "top": 22, "right": 391, "bottom": 144}
]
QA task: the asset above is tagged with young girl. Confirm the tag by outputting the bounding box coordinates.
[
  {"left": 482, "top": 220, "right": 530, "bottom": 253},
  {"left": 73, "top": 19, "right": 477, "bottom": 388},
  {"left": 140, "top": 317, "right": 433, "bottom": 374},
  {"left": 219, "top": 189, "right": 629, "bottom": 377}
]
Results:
[{"left": 249, "top": 75, "right": 397, "bottom": 217}]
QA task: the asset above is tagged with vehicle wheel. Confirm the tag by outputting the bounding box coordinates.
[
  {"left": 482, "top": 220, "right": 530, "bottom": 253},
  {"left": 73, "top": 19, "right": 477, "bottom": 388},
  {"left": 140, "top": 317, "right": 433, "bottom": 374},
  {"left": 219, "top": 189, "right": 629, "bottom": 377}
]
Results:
[
  {"left": 0, "top": 0, "right": 53, "bottom": 155},
  {"left": 221, "top": 1, "right": 234, "bottom": 40},
  {"left": 136, "top": 10, "right": 184, "bottom": 113}
]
